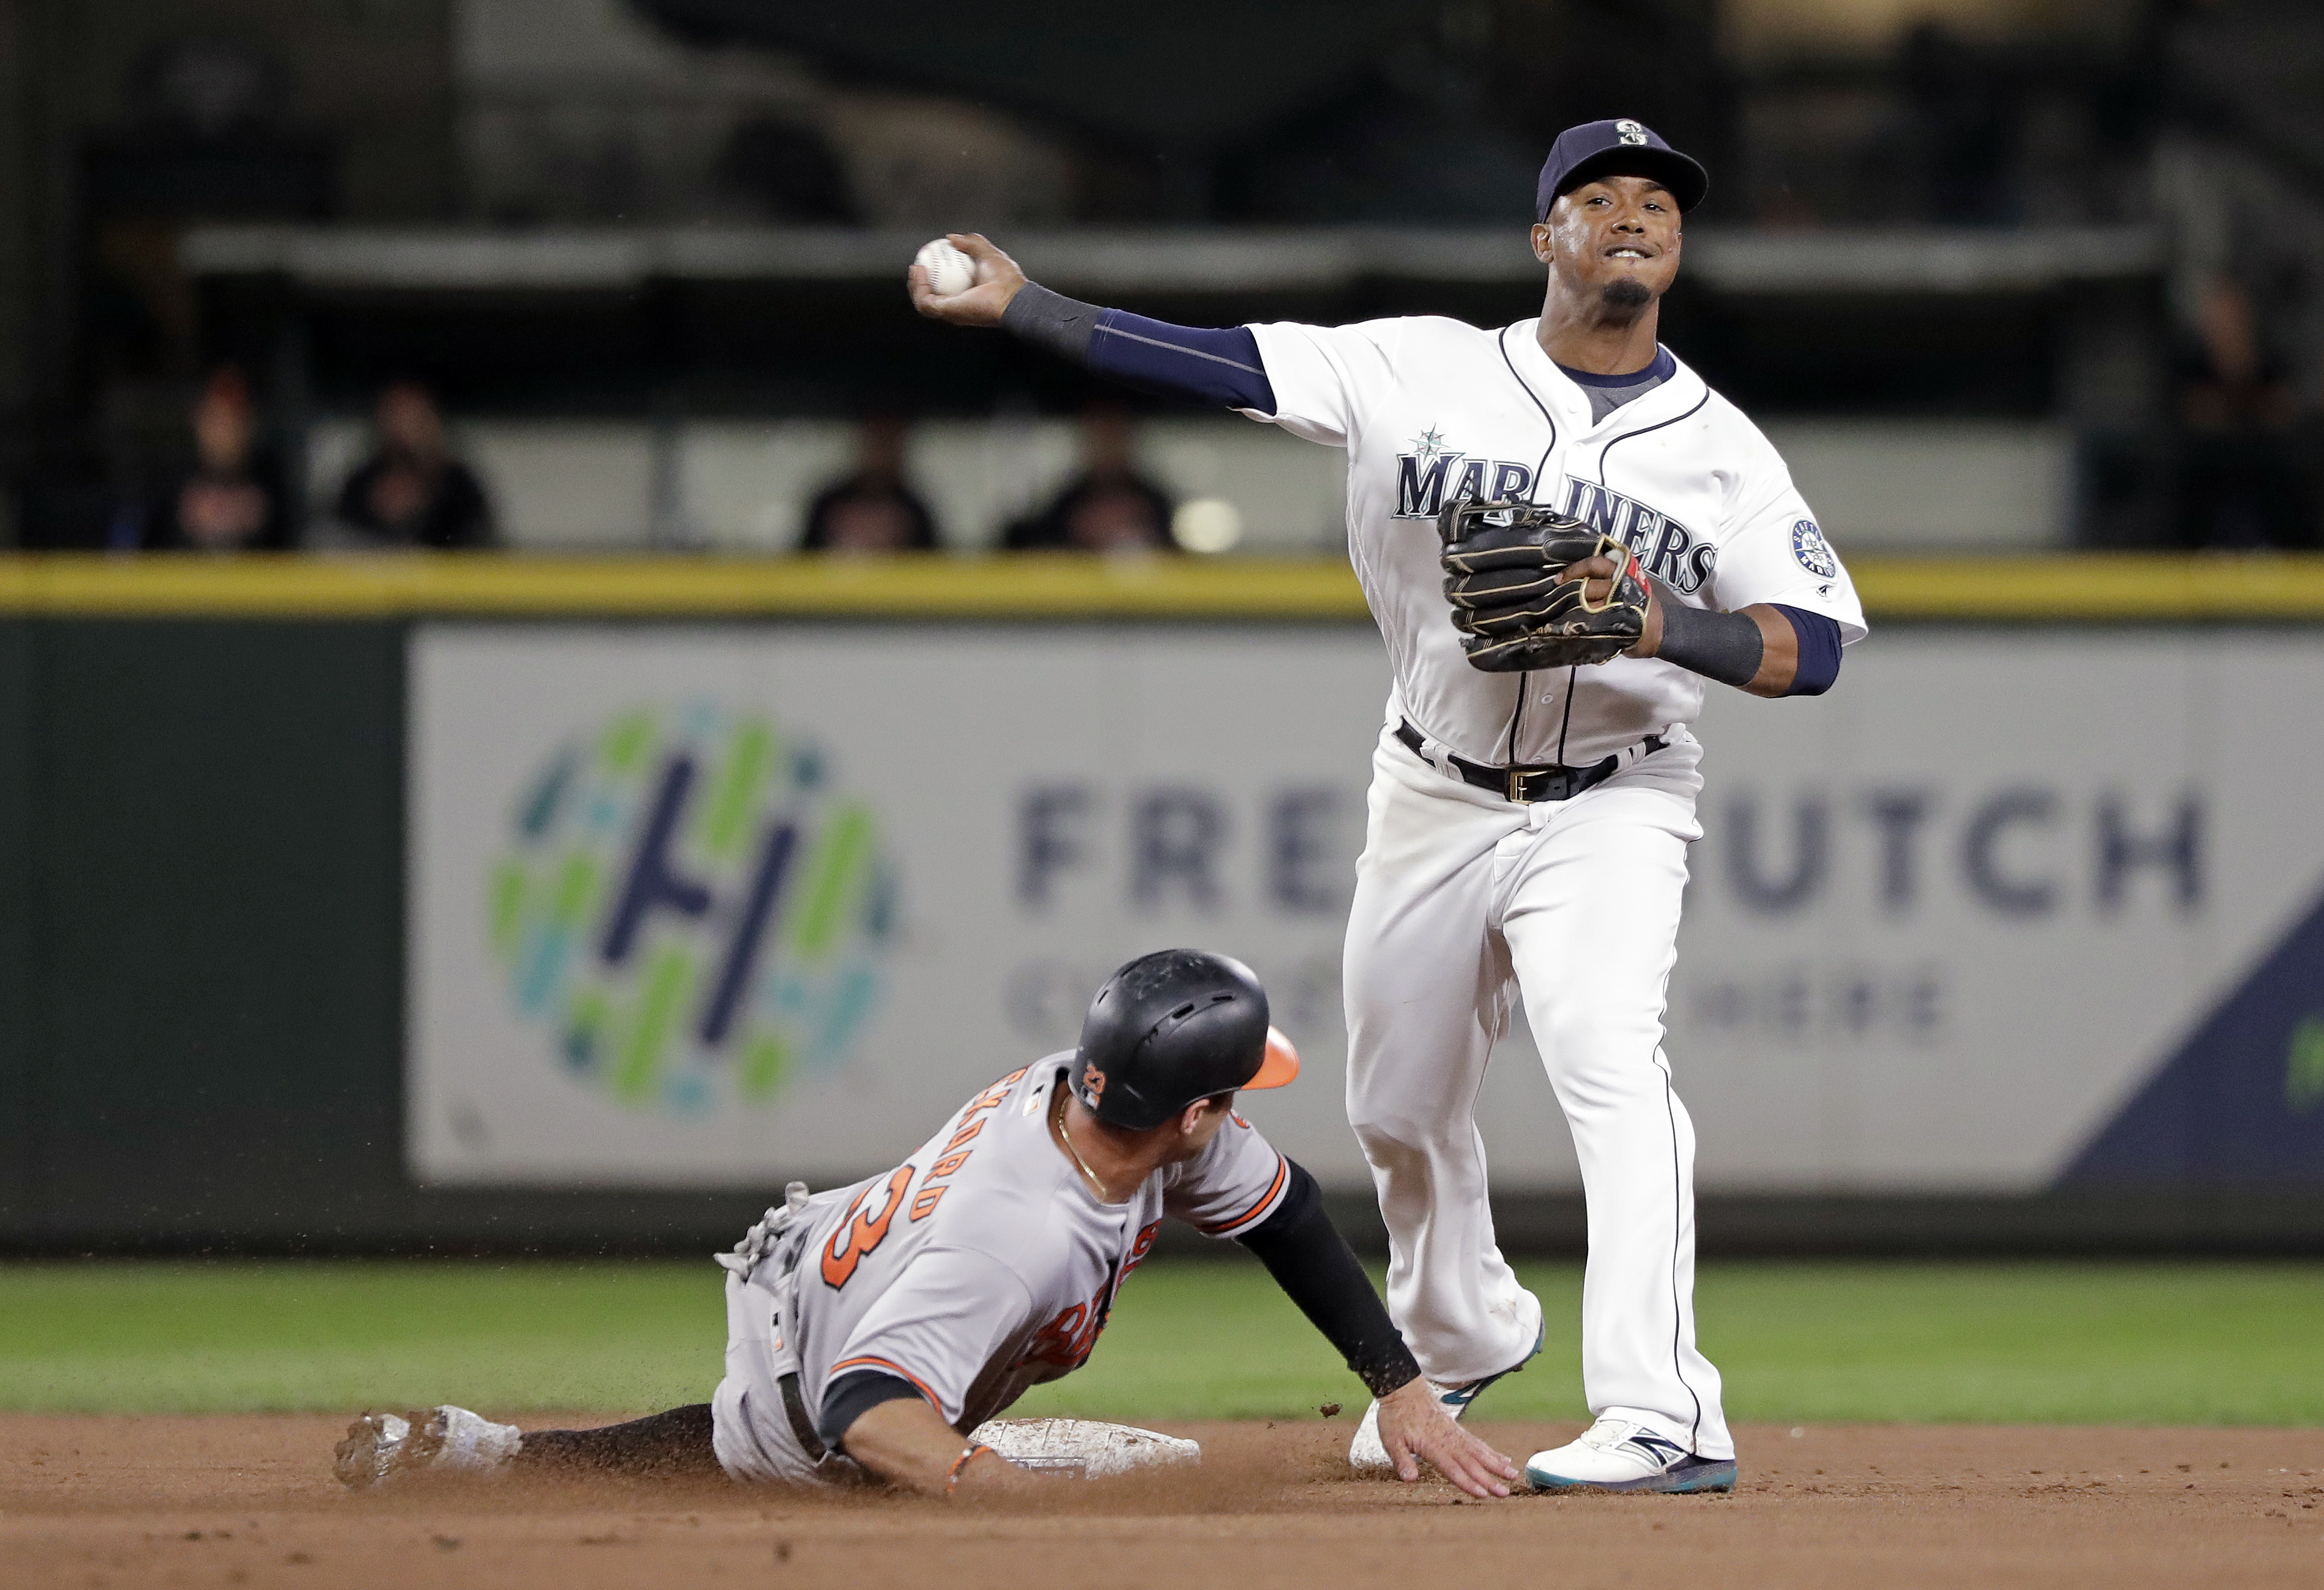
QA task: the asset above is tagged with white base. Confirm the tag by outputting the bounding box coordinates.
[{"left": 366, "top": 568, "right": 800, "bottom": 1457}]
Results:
[{"left": 967, "top": 1417, "right": 1200, "bottom": 1478}]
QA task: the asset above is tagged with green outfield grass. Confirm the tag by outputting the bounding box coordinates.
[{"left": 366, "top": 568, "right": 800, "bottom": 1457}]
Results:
[{"left": 2, "top": 1258, "right": 2319, "bottom": 1426}]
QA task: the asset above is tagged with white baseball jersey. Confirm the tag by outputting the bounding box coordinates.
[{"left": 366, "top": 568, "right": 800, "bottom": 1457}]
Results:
[
  {"left": 777, "top": 1059, "right": 1289, "bottom": 1437},
  {"left": 1244, "top": 317, "right": 1867, "bottom": 766}
]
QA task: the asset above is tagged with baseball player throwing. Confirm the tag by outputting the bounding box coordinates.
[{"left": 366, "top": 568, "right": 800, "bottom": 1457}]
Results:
[
  {"left": 913, "top": 119, "right": 1864, "bottom": 1493},
  {"left": 338, "top": 950, "right": 1518, "bottom": 1499}
]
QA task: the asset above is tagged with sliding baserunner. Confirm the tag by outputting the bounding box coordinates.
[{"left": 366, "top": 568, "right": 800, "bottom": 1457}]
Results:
[{"left": 337, "top": 950, "right": 1519, "bottom": 1499}]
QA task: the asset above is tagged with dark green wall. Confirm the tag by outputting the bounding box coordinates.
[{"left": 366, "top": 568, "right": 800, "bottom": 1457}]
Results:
[
  {"left": 0, "top": 619, "right": 761, "bottom": 1250},
  {"left": 0, "top": 622, "right": 31, "bottom": 1220},
  {"left": 19, "top": 619, "right": 404, "bottom": 1238}
]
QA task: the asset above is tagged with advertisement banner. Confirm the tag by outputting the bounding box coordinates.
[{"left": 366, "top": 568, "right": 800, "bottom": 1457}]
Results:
[{"left": 408, "top": 625, "right": 2324, "bottom": 1192}]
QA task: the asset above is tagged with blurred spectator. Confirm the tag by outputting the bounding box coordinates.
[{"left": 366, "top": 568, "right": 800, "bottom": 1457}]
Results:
[
  {"left": 335, "top": 382, "right": 496, "bottom": 548},
  {"left": 1003, "top": 408, "right": 1175, "bottom": 553},
  {"left": 137, "top": 367, "right": 289, "bottom": 551},
  {"left": 799, "top": 416, "right": 940, "bottom": 553},
  {"left": 2170, "top": 276, "right": 2315, "bottom": 548}
]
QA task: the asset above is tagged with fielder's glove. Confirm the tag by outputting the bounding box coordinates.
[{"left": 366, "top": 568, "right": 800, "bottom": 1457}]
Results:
[{"left": 1438, "top": 497, "right": 1649, "bottom": 671}]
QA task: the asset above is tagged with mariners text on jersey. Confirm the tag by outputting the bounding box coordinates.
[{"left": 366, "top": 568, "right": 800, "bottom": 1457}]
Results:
[
  {"left": 1393, "top": 443, "right": 1718, "bottom": 595},
  {"left": 1245, "top": 314, "right": 1867, "bottom": 766}
]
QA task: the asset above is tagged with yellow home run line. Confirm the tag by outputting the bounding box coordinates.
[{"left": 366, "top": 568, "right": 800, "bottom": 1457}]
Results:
[{"left": 0, "top": 552, "right": 2322, "bottom": 620}]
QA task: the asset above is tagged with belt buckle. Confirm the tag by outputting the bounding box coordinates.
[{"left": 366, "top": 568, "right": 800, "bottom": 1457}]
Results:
[{"left": 1506, "top": 766, "right": 1529, "bottom": 803}]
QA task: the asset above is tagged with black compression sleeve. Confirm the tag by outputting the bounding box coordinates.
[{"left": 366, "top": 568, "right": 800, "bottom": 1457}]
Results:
[
  {"left": 1000, "top": 282, "right": 1102, "bottom": 364},
  {"left": 1651, "top": 585, "right": 1765, "bottom": 688},
  {"left": 819, "top": 1369, "right": 928, "bottom": 1452},
  {"left": 1235, "top": 1160, "right": 1422, "bottom": 1399}
]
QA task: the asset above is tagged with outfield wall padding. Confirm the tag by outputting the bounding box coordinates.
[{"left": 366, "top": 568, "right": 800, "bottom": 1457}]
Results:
[
  {"left": 0, "top": 620, "right": 754, "bottom": 1250},
  {"left": 1, "top": 556, "right": 2322, "bottom": 1255}
]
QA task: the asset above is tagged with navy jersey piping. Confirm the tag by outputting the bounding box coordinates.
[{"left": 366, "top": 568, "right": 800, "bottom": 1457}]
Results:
[
  {"left": 1497, "top": 322, "right": 1570, "bottom": 768},
  {"left": 1591, "top": 386, "right": 1710, "bottom": 484}
]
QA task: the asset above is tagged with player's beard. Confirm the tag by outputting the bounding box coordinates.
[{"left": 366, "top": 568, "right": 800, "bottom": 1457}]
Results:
[{"left": 1600, "top": 278, "right": 1653, "bottom": 311}]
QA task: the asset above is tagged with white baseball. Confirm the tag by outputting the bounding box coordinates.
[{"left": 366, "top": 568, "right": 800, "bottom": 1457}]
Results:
[{"left": 915, "top": 238, "right": 975, "bottom": 297}]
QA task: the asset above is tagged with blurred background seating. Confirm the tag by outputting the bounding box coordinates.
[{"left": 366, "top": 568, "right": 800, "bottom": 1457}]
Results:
[
  {"left": 2, "top": 0, "right": 2322, "bottom": 554},
  {"left": 796, "top": 415, "right": 939, "bottom": 553},
  {"left": 999, "top": 407, "right": 1178, "bottom": 554},
  {"left": 131, "top": 364, "right": 292, "bottom": 551},
  {"left": 323, "top": 380, "right": 496, "bottom": 549}
]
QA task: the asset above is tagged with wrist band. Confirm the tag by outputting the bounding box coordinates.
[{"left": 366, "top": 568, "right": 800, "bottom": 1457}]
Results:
[
  {"left": 945, "top": 1442, "right": 996, "bottom": 1495},
  {"left": 1651, "top": 586, "right": 1764, "bottom": 687},
  {"left": 1000, "top": 283, "right": 1102, "bottom": 365},
  {"left": 1360, "top": 1360, "right": 1423, "bottom": 1400}
]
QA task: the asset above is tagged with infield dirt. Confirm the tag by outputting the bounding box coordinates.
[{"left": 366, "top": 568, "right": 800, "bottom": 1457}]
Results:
[{"left": 3, "top": 1414, "right": 2318, "bottom": 1589}]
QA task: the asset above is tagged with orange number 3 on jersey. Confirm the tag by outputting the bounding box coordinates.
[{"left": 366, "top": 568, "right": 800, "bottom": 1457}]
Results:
[{"left": 820, "top": 1165, "right": 914, "bottom": 1288}]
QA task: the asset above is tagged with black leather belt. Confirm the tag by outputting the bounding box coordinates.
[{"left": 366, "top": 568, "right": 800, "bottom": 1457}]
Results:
[
  {"left": 1396, "top": 719, "right": 1663, "bottom": 804},
  {"left": 765, "top": 1225, "right": 829, "bottom": 1465},
  {"left": 778, "top": 1372, "right": 827, "bottom": 1462}
]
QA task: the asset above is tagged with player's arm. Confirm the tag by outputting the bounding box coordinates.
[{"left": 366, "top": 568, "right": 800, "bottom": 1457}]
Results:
[
  {"left": 1232, "top": 1160, "right": 1520, "bottom": 1498},
  {"left": 1638, "top": 586, "right": 1842, "bottom": 698},
  {"left": 833, "top": 1394, "right": 1032, "bottom": 1498},
  {"left": 814, "top": 1249, "right": 1052, "bottom": 1498},
  {"left": 908, "top": 232, "right": 1278, "bottom": 413},
  {"left": 1556, "top": 553, "right": 1843, "bottom": 698}
]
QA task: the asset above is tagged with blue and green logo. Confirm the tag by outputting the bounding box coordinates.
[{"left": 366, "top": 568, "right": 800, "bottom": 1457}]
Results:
[{"left": 490, "top": 703, "right": 893, "bottom": 1114}]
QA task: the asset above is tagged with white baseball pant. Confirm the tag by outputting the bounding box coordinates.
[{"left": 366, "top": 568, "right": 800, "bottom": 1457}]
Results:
[{"left": 1342, "top": 721, "right": 1732, "bottom": 1460}]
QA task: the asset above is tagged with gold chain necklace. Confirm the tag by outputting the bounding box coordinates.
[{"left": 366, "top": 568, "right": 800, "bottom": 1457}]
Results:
[{"left": 1052, "top": 1084, "right": 1114, "bottom": 1201}]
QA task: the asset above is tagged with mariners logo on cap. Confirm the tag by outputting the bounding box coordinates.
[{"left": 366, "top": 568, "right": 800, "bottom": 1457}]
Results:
[{"left": 1615, "top": 119, "right": 1648, "bottom": 146}]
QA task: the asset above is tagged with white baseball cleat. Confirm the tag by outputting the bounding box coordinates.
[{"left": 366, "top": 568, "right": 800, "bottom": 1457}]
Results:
[
  {"left": 1348, "top": 1325, "right": 1542, "bottom": 1474},
  {"left": 967, "top": 1417, "right": 1200, "bottom": 1478},
  {"left": 1523, "top": 1417, "right": 1736, "bottom": 1493},
  {"left": 334, "top": 1405, "right": 524, "bottom": 1490}
]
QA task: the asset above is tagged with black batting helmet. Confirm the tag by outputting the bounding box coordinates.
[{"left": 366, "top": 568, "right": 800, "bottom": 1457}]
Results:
[{"left": 1069, "top": 949, "right": 1299, "bottom": 1130}]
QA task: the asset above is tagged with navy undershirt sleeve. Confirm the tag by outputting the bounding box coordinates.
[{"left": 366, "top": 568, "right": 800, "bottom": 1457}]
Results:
[
  {"left": 818, "top": 1368, "right": 927, "bottom": 1451},
  {"left": 1000, "top": 283, "right": 1275, "bottom": 412},
  {"left": 1086, "top": 311, "right": 1278, "bottom": 412},
  {"left": 1774, "top": 605, "right": 1843, "bottom": 696}
]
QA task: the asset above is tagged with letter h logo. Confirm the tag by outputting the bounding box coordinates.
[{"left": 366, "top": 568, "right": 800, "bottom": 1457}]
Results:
[{"left": 599, "top": 755, "right": 802, "bottom": 1051}]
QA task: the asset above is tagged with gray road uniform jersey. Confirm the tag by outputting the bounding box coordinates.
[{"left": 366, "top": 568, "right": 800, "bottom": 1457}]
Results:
[
  {"left": 1244, "top": 317, "right": 1868, "bottom": 766},
  {"left": 710, "top": 1058, "right": 1291, "bottom": 1484}
]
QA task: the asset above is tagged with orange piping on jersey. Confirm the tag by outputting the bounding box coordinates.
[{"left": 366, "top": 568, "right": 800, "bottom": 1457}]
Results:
[
  {"left": 827, "top": 1355, "right": 942, "bottom": 1409},
  {"left": 1201, "top": 1155, "right": 1289, "bottom": 1235}
]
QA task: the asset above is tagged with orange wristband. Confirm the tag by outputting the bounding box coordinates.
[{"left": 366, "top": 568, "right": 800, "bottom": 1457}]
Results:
[{"left": 945, "top": 1443, "right": 996, "bottom": 1495}]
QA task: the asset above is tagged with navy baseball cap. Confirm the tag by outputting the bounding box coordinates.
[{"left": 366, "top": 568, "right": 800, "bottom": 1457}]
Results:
[{"left": 1534, "top": 118, "right": 1708, "bottom": 220}]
